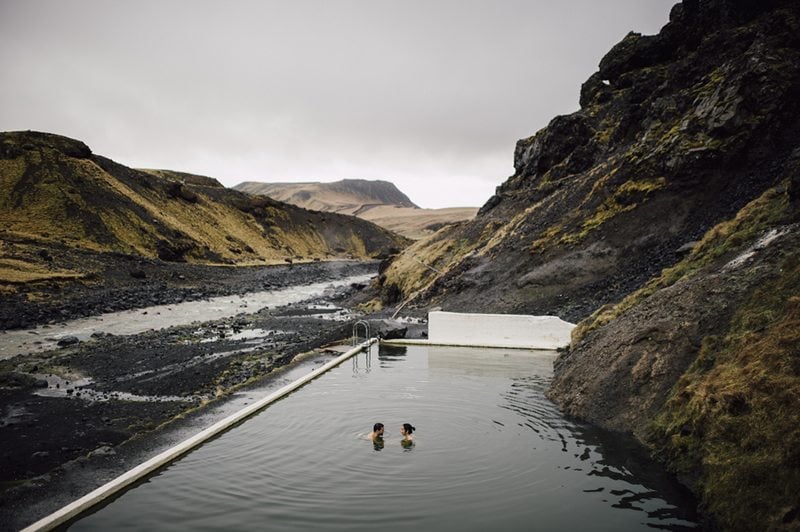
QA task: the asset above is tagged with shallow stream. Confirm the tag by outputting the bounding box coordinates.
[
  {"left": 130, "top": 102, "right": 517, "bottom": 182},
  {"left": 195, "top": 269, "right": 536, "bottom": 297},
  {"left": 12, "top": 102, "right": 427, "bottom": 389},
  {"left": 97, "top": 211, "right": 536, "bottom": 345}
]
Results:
[{"left": 0, "top": 274, "right": 373, "bottom": 359}]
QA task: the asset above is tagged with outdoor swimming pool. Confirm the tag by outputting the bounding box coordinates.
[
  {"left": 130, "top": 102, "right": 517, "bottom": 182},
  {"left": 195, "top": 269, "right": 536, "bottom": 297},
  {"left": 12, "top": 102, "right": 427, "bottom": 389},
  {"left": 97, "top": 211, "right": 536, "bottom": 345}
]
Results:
[{"left": 68, "top": 344, "right": 699, "bottom": 531}]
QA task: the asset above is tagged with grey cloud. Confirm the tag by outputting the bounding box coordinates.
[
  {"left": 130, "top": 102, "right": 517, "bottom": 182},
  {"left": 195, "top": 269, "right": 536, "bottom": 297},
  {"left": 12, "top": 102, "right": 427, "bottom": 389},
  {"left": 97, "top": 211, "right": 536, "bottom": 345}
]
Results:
[{"left": 1, "top": 0, "right": 675, "bottom": 208}]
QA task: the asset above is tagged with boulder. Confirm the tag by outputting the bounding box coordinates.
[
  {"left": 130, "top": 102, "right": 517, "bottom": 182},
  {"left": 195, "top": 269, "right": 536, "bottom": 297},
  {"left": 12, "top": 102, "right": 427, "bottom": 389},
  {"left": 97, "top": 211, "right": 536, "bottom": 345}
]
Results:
[
  {"left": 57, "top": 336, "right": 80, "bottom": 347},
  {"left": 372, "top": 319, "right": 407, "bottom": 340}
]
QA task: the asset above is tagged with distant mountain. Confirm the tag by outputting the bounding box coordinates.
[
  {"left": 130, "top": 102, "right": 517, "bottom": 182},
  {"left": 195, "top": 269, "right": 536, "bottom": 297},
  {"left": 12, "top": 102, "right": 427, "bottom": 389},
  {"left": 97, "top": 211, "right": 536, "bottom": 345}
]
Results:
[
  {"left": 236, "top": 179, "right": 418, "bottom": 212},
  {"left": 0, "top": 131, "right": 408, "bottom": 288},
  {"left": 234, "top": 179, "right": 477, "bottom": 239}
]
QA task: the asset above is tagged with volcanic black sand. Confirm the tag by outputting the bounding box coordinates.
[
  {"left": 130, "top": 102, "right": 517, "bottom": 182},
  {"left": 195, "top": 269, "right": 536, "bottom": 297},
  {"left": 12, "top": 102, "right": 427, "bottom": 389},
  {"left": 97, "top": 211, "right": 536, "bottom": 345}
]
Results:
[{"left": 0, "top": 260, "right": 421, "bottom": 531}]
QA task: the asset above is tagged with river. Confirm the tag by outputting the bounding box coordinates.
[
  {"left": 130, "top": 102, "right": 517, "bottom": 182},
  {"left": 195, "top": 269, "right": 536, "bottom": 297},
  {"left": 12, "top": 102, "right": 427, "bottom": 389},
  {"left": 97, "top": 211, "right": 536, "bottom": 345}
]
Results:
[{"left": 0, "top": 273, "right": 374, "bottom": 360}]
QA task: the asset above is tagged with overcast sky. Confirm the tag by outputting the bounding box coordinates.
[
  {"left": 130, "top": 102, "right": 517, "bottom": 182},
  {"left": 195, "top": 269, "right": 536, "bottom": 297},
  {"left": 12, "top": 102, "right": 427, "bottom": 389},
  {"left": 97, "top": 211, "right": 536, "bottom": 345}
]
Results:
[{"left": 1, "top": 1, "right": 675, "bottom": 208}]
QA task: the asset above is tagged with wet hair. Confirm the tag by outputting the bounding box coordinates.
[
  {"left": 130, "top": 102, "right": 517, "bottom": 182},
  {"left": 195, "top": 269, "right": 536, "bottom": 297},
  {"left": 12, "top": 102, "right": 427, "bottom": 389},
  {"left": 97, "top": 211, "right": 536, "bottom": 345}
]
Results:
[
  {"left": 373, "top": 423, "right": 384, "bottom": 432},
  {"left": 402, "top": 423, "right": 415, "bottom": 434}
]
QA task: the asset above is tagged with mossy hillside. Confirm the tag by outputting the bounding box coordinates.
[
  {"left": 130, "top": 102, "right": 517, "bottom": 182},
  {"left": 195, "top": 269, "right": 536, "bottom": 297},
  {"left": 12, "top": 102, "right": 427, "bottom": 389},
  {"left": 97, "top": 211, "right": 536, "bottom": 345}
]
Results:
[
  {"left": 554, "top": 170, "right": 800, "bottom": 529},
  {"left": 0, "top": 155, "right": 114, "bottom": 252},
  {"left": 646, "top": 255, "right": 800, "bottom": 530},
  {"left": 559, "top": 177, "right": 667, "bottom": 246},
  {"left": 0, "top": 132, "right": 407, "bottom": 290},
  {"left": 2, "top": 147, "right": 178, "bottom": 258},
  {"left": 387, "top": 24, "right": 783, "bottom": 307},
  {"left": 92, "top": 157, "right": 346, "bottom": 263},
  {"left": 376, "top": 3, "right": 800, "bottom": 529},
  {"left": 572, "top": 181, "right": 791, "bottom": 343},
  {"left": 381, "top": 223, "right": 473, "bottom": 298}
]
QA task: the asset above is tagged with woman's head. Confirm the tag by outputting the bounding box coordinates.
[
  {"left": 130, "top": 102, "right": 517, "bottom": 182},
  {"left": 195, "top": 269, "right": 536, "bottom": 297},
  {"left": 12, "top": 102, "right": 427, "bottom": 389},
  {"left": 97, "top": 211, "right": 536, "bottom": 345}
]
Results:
[{"left": 401, "top": 423, "right": 415, "bottom": 435}]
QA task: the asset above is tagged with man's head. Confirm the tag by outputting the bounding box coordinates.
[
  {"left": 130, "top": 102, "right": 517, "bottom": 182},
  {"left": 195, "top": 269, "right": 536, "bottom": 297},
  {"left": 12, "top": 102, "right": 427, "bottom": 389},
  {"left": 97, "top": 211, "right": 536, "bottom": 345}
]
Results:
[{"left": 373, "top": 422, "right": 384, "bottom": 435}]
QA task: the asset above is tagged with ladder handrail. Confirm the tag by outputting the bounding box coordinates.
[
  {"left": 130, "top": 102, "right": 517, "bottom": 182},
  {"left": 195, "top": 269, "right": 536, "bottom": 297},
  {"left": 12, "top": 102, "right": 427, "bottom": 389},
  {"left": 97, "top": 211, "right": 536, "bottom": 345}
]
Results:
[{"left": 352, "top": 320, "right": 370, "bottom": 346}]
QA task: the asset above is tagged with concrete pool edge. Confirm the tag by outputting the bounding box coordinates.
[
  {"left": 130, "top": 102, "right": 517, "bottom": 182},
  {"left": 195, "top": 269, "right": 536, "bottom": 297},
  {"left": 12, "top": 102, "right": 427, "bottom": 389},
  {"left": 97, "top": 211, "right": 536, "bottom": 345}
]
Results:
[
  {"left": 21, "top": 339, "right": 378, "bottom": 532},
  {"left": 380, "top": 339, "right": 563, "bottom": 351},
  {"left": 386, "top": 312, "right": 575, "bottom": 350}
]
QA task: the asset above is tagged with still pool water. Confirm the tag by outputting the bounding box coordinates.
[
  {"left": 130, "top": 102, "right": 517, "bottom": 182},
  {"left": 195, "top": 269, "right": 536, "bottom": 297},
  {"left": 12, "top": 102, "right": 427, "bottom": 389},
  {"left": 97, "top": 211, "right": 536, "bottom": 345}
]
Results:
[{"left": 69, "top": 345, "right": 699, "bottom": 531}]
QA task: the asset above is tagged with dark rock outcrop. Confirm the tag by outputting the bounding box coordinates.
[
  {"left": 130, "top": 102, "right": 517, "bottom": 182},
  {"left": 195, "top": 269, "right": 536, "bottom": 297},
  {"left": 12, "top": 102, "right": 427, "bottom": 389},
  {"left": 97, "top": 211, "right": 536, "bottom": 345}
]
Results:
[
  {"left": 384, "top": 0, "right": 800, "bottom": 324},
  {"left": 379, "top": 1, "right": 800, "bottom": 528}
]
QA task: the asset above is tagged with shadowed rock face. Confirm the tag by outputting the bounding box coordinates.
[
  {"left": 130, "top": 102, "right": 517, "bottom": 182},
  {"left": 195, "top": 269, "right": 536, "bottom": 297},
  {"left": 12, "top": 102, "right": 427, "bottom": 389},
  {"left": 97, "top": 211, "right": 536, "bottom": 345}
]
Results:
[
  {"left": 378, "top": 1, "right": 800, "bottom": 528},
  {"left": 383, "top": 0, "right": 800, "bottom": 322}
]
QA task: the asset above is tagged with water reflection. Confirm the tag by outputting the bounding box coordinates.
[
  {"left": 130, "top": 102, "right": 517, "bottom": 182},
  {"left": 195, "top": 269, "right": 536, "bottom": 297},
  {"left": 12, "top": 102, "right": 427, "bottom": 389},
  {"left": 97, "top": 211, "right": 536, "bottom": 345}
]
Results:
[
  {"left": 501, "top": 375, "right": 700, "bottom": 530},
  {"left": 377, "top": 344, "right": 407, "bottom": 366},
  {"left": 68, "top": 344, "right": 700, "bottom": 532},
  {"left": 351, "top": 349, "right": 372, "bottom": 375}
]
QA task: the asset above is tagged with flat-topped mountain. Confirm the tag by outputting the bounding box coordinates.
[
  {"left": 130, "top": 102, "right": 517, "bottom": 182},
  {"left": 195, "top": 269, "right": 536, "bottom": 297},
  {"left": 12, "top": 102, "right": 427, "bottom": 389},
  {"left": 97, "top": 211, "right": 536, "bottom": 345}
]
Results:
[
  {"left": 376, "top": 0, "right": 800, "bottom": 528},
  {"left": 235, "top": 179, "right": 418, "bottom": 212},
  {"left": 0, "top": 131, "right": 408, "bottom": 297},
  {"left": 235, "top": 179, "right": 478, "bottom": 239}
]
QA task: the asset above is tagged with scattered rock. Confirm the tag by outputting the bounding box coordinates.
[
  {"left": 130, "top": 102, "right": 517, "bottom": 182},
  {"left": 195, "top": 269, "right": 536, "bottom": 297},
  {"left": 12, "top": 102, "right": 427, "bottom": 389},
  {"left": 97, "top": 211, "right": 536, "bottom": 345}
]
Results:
[
  {"left": 373, "top": 319, "right": 408, "bottom": 340},
  {"left": 88, "top": 445, "right": 116, "bottom": 457},
  {"left": 675, "top": 241, "right": 700, "bottom": 255},
  {"left": 57, "top": 336, "right": 80, "bottom": 347}
]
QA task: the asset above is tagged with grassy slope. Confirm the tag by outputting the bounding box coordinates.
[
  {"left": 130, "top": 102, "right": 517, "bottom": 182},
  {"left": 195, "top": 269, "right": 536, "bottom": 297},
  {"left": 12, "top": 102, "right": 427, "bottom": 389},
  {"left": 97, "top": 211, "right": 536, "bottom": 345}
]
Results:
[
  {"left": 571, "top": 183, "right": 791, "bottom": 342},
  {"left": 356, "top": 205, "right": 478, "bottom": 240},
  {"left": 0, "top": 132, "right": 408, "bottom": 290},
  {"left": 558, "top": 178, "right": 800, "bottom": 529},
  {"left": 649, "top": 256, "right": 800, "bottom": 529}
]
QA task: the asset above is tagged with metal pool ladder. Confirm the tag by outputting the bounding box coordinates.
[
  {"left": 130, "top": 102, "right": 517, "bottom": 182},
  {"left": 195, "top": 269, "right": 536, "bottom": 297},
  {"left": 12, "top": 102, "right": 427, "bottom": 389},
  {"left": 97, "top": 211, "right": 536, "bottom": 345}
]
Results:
[{"left": 352, "top": 320, "right": 370, "bottom": 346}]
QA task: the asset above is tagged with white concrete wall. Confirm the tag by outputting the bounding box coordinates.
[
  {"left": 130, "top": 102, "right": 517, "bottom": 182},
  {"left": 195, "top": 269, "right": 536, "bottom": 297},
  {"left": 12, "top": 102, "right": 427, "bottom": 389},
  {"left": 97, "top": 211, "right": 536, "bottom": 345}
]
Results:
[{"left": 428, "top": 311, "right": 575, "bottom": 350}]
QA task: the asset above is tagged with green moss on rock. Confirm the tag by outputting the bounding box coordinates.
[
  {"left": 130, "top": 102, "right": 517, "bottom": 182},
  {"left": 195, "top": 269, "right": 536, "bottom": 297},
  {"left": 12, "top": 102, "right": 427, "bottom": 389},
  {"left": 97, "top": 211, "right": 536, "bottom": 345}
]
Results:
[{"left": 647, "top": 262, "right": 800, "bottom": 530}]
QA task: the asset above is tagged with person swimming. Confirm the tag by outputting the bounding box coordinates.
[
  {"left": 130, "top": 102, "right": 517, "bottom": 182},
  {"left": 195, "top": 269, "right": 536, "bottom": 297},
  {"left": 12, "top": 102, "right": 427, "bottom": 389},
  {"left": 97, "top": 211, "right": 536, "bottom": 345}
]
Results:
[
  {"left": 400, "top": 423, "right": 415, "bottom": 446},
  {"left": 368, "top": 422, "right": 385, "bottom": 451},
  {"left": 368, "top": 423, "right": 385, "bottom": 442}
]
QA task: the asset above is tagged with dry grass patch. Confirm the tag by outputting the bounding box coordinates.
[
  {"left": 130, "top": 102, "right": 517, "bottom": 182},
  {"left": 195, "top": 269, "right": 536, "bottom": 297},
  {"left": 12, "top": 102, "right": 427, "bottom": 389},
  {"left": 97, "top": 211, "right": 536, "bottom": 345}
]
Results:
[
  {"left": 648, "top": 262, "right": 800, "bottom": 530},
  {"left": 0, "top": 258, "right": 83, "bottom": 284}
]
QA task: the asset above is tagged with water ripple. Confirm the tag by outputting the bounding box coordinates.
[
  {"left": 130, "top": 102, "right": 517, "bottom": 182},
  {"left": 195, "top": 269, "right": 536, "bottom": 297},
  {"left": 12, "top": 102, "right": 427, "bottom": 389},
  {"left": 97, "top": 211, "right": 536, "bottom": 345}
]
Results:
[{"left": 72, "top": 346, "right": 699, "bottom": 532}]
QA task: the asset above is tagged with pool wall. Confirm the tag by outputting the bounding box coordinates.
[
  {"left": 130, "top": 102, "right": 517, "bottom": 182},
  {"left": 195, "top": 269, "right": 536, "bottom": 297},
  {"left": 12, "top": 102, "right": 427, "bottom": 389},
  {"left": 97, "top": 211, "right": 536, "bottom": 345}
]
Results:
[
  {"left": 21, "top": 339, "right": 377, "bottom": 532},
  {"left": 426, "top": 311, "right": 575, "bottom": 349}
]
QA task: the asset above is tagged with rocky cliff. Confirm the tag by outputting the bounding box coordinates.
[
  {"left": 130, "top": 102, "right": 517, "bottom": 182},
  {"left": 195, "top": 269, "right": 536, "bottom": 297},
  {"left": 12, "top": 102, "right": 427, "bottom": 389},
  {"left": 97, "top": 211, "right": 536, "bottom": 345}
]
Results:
[
  {"left": 0, "top": 131, "right": 407, "bottom": 294},
  {"left": 378, "top": 0, "right": 800, "bottom": 528}
]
